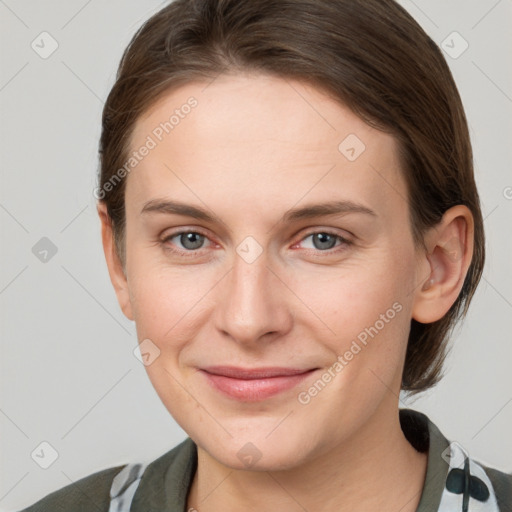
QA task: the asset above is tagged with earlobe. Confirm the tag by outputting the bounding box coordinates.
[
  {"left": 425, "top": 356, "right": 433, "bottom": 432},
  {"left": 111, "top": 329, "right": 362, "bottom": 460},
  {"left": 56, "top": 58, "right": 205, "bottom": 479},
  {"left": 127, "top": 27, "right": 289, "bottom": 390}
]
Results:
[
  {"left": 97, "top": 203, "right": 134, "bottom": 321},
  {"left": 412, "top": 205, "right": 474, "bottom": 324}
]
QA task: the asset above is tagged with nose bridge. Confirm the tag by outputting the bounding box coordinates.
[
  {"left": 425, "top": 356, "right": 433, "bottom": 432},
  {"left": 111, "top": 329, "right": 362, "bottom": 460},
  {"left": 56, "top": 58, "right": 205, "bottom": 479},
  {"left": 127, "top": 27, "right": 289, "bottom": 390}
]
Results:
[{"left": 215, "top": 243, "right": 291, "bottom": 344}]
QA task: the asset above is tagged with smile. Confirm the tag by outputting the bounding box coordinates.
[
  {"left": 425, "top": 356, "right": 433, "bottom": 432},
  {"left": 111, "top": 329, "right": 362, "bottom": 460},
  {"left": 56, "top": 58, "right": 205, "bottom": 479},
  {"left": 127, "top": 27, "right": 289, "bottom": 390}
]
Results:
[{"left": 199, "top": 366, "right": 318, "bottom": 401}]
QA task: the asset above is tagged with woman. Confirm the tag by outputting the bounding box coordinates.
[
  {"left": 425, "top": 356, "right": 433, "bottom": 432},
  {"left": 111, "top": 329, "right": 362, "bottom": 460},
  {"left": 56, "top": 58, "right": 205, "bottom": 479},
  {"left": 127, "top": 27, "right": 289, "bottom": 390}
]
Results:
[{"left": 21, "top": 0, "right": 511, "bottom": 510}]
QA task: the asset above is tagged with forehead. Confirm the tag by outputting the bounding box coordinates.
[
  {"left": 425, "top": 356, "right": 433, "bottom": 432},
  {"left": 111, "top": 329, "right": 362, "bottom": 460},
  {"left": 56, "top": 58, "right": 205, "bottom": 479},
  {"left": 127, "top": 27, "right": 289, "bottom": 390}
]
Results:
[{"left": 126, "top": 73, "right": 408, "bottom": 225}]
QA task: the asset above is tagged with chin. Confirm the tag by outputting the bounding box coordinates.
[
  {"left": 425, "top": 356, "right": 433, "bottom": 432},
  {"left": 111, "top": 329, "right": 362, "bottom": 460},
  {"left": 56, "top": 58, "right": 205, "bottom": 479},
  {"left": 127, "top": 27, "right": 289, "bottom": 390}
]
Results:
[{"left": 195, "top": 427, "right": 318, "bottom": 472}]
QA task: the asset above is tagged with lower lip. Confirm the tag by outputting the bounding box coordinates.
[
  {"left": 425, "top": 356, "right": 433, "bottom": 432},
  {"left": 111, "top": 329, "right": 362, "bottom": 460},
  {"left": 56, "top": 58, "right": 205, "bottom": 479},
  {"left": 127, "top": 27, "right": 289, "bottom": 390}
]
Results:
[{"left": 201, "top": 370, "right": 317, "bottom": 401}]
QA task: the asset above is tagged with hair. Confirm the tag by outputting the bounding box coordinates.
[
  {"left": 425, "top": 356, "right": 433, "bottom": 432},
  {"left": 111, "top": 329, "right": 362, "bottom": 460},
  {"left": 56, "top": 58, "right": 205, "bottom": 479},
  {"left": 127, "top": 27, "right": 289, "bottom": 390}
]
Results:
[{"left": 98, "top": 0, "right": 485, "bottom": 394}]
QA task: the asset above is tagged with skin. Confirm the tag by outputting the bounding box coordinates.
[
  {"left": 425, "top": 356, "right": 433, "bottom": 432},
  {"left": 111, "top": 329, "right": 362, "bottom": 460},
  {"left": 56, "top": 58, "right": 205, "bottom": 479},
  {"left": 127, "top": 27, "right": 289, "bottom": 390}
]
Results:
[{"left": 98, "top": 73, "right": 474, "bottom": 511}]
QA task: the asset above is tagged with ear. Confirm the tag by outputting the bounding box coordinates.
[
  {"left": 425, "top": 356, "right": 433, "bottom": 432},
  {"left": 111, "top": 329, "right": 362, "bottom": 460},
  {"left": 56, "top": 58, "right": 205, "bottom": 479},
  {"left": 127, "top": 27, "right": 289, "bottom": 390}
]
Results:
[
  {"left": 97, "top": 203, "right": 134, "bottom": 321},
  {"left": 412, "top": 205, "right": 474, "bottom": 324}
]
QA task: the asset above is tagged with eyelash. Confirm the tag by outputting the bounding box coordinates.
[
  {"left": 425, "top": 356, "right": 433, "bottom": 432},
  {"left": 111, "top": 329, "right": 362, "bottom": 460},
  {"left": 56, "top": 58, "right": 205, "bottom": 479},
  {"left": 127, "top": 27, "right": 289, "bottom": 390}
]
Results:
[
  {"left": 160, "top": 229, "right": 217, "bottom": 258},
  {"left": 160, "top": 228, "right": 352, "bottom": 258}
]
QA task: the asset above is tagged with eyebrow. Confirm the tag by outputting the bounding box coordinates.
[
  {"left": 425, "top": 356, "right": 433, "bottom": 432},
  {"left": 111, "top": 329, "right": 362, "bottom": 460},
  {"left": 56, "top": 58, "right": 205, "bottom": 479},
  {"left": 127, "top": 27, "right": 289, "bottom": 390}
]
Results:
[{"left": 140, "top": 199, "right": 377, "bottom": 223}]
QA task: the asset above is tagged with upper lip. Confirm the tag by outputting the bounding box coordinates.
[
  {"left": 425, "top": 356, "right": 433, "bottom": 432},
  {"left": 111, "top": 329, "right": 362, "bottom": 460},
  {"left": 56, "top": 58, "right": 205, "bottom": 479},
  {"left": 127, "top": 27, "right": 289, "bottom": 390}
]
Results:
[{"left": 201, "top": 366, "right": 316, "bottom": 379}]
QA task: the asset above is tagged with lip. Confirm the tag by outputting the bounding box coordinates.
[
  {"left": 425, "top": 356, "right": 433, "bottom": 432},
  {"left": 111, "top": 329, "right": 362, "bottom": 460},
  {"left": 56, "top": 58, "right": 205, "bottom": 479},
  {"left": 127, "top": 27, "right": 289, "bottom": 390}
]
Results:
[{"left": 200, "top": 366, "right": 318, "bottom": 401}]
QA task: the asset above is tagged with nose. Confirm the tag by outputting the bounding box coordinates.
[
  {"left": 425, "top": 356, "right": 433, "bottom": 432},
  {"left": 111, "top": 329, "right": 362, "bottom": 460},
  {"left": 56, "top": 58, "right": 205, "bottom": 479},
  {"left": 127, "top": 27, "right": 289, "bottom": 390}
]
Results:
[{"left": 213, "top": 246, "right": 293, "bottom": 347}]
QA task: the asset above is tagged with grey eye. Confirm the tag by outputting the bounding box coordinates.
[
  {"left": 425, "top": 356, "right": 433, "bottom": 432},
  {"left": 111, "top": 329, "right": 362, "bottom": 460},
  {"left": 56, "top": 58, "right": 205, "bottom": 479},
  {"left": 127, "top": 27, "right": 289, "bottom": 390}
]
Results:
[
  {"left": 310, "top": 233, "right": 338, "bottom": 250},
  {"left": 178, "top": 232, "right": 205, "bottom": 250}
]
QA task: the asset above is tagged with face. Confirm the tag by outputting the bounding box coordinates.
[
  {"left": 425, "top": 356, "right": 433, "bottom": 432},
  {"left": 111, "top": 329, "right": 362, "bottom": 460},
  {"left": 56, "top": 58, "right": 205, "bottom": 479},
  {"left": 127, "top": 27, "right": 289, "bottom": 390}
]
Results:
[{"left": 114, "top": 73, "right": 425, "bottom": 470}]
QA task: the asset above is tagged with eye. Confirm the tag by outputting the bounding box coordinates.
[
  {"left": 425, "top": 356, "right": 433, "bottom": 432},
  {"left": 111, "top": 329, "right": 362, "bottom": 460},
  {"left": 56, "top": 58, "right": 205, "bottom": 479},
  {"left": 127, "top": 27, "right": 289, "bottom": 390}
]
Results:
[
  {"left": 295, "top": 231, "right": 351, "bottom": 252},
  {"left": 161, "top": 230, "right": 214, "bottom": 254}
]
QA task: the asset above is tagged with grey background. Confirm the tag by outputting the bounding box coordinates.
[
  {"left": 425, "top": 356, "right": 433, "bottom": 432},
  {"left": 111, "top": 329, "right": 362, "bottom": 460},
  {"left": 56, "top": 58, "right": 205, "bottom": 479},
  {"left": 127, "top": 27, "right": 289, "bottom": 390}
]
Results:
[{"left": 1, "top": 0, "right": 511, "bottom": 510}]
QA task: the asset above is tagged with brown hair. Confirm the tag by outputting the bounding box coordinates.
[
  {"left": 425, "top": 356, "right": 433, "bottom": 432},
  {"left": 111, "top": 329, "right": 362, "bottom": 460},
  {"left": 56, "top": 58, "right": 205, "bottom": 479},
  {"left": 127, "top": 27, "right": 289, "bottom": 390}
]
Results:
[{"left": 98, "top": 0, "right": 485, "bottom": 394}]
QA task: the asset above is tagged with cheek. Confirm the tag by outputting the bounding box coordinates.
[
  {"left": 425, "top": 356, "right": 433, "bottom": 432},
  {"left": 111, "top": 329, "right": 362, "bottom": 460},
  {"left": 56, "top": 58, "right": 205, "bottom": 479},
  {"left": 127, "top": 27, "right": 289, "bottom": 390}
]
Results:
[
  {"left": 129, "top": 268, "right": 201, "bottom": 340},
  {"left": 287, "top": 249, "right": 415, "bottom": 386},
  {"left": 127, "top": 268, "right": 204, "bottom": 405},
  {"left": 292, "top": 255, "right": 411, "bottom": 335},
  {"left": 125, "top": 249, "right": 223, "bottom": 378}
]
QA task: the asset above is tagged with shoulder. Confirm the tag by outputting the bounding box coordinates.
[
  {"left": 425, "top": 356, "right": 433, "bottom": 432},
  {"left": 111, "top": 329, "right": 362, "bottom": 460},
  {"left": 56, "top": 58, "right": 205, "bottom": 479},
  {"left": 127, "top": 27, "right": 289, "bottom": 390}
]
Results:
[
  {"left": 400, "top": 408, "right": 511, "bottom": 511},
  {"left": 429, "top": 419, "right": 512, "bottom": 510},
  {"left": 441, "top": 450, "right": 512, "bottom": 512},
  {"left": 18, "top": 465, "right": 124, "bottom": 512},
  {"left": 18, "top": 438, "right": 196, "bottom": 512},
  {"left": 480, "top": 464, "right": 512, "bottom": 511}
]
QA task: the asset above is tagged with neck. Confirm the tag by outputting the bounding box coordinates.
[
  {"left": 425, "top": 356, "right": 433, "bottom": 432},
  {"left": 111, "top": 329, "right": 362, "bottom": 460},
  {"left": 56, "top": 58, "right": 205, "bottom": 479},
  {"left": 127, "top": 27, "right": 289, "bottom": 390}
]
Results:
[{"left": 186, "top": 403, "right": 427, "bottom": 512}]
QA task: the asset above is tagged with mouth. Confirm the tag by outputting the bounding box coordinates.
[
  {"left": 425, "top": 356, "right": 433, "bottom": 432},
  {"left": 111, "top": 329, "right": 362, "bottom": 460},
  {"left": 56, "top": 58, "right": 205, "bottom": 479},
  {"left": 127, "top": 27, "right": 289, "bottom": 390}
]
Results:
[{"left": 199, "top": 366, "right": 318, "bottom": 401}]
